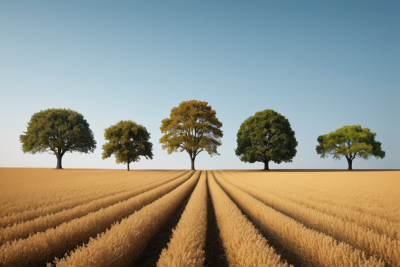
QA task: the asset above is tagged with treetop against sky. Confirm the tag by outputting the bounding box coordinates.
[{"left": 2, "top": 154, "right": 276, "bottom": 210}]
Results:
[{"left": 0, "top": 1, "right": 398, "bottom": 169}]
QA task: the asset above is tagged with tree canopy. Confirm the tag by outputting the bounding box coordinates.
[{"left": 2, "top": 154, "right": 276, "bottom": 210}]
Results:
[
  {"left": 20, "top": 108, "right": 96, "bottom": 169},
  {"left": 316, "top": 124, "right": 385, "bottom": 170},
  {"left": 235, "top": 109, "right": 298, "bottom": 170},
  {"left": 159, "top": 100, "right": 223, "bottom": 170},
  {"left": 102, "top": 120, "right": 153, "bottom": 171}
]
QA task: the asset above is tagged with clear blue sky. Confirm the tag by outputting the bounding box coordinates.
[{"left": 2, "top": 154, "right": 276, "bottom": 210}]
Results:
[{"left": 1, "top": 1, "right": 399, "bottom": 170}]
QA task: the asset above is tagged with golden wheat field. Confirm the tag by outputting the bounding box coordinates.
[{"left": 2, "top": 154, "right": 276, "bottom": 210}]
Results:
[{"left": 0, "top": 168, "right": 399, "bottom": 267}]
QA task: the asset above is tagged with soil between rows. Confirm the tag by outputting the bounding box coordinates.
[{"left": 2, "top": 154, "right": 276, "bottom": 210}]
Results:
[
  {"left": 215, "top": 177, "right": 306, "bottom": 267},
  {"left": 130, "top": 174, "right": 230, "bottom": 267},
  {"left": 130, "top": 181, "right": 197, "bottom": 266},
  {"left": 204, "top": 177, "right": 229, "bottom": 267}
]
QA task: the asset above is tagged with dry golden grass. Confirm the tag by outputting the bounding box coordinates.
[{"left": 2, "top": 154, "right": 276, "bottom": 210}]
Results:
[
  {"left": 157, "top": 171, "right": 207, "bottom": 267},
  {"left": 217, "top": 171, "right": 400, "bottom": 266},
  {"left": 0, "top": 170, "right": 194, "bottom": 267},
  {"left": 0, "top": 171, "right": 188, "bottom": 245},
  {"left": 213, "top": 171, "right": 385, "bottom": 267},
  {"left": 208, "top": 171, "right": 291, "bottom": 267},
  {"left": 52, "top": 171, "right": 201, "bottom": 267}
]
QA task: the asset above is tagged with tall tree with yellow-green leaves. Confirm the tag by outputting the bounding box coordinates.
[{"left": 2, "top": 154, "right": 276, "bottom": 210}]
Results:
[
  {"left": 160, "top": 100, "right": 223, "bottom": 170},
  {"left": 102, "top": 120, "right": 153, "bottom": 171},
  {"left": 316, "top": 125, "right": 385, "bottom": 170},
  {"left": 20, "top": 108, "right": 96, "bottom": 169}
]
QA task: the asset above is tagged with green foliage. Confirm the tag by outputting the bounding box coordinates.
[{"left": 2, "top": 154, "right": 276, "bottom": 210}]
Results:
[
  {"left": 19, "top": 108, "right": 96, "bottom": 168},
  {"left": 102, "top": 120, "right": 153, "bottom": 170},
  {"left": 235, "top": 109, "right": 298, "bottom": 169},
  {"left": 316, "top": 125, "right": 385, "bottom": 169},
  {"left": 159, "top": 100, "right": 223, "bottom": 170}
]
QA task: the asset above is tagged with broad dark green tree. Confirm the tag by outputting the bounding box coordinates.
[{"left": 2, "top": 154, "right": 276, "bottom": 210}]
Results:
[
  {"left": 20, "top": 108, "right": 96, "bottom": 169},
  {"left": 316, "top": 125, "right": 385, "bottom": 170},
  {"left": 102, "top": 120, "right": 153, "bottom": 171},
  {"left": 235, "top": 109, "right": 298, "bottom": 170},
  {"left": 160, "top": 100, "right": 223, "bottom": 170}
]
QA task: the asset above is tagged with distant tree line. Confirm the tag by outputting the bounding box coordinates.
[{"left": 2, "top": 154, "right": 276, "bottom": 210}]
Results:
[{"left": 20, "top": 100, "right": 385, "bottom": 171}]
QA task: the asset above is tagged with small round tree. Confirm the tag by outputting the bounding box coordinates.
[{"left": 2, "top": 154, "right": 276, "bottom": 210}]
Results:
[
  {"left": 235, "top": 109, "right": 298, "bottom": 170},
  {"left": 102, "top": 120, "right": 153, "bottom": 171},
  {"left": 20, "top": 108, "right": 97, "bottom": 169},
  {"left": 316, "top": 124, "right": 385, "bottom": 170}
]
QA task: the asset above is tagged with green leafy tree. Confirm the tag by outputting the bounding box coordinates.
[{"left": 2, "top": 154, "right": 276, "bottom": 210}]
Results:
[
  {"left": 235, "top": 109, "right": 298, "bottom": 170},
  {"left": 20, "top": 108, "right": 96, "bottom": 169},
  {"left": 316, "top": 125, "right": 385, "bottom": 170},
  {"left": 102, "top": 120, "right": 153, "bottom": 171},
  {"left": 160, "top": 100, "right": 223, "bottom": 170}
]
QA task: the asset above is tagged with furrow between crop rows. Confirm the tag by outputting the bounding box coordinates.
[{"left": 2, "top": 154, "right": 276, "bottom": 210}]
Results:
[
  {"left": 230, "top": 171, "right": 400, "bottom": 223},
  {"left": 225, "top": 171, "right": 400, "bottom": 240},
  {"left": 208, "top": 171, "right": 291, "bottom": 267},
  {"left": 0, "top": 171, "right": 188, "bottom": 245},
  {"left": 244, "top": 172, "right": 398, "bottom": 205},
  {"left": 203, "top": 175, "right": 229, "bottom": 267},
  {"left": 213, "top": 171, "right": 385, "bottom": 267},
  {"left": 218, "top": 171, "right": 400, "bottom": 266},
  {"left": 0, "top": 171, "right": 187, "bottom": 228},
  {"left": 0, "top": 170, "right": 176, "bottom": 217},
  {"left": 51, "top": 171, "right": 201, "bottom": 267},
  {"left": 0, "top": 171, "right": 195, "bottom": 267},
  {"left": 156, "top": 171, "right": 207, "bottom": 267},
  {"left": 133, "top": 177, "right": 197, "bottom": 267}
]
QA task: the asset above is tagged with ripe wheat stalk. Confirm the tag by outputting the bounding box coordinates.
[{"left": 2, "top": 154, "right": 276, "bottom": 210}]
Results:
[
  {"left": 218, "top": 171, "right": 400, "bottom": 266},
  {"left": 157, "top": 171, "right": 207, "bottom": 267},
  {"left": 0, "top": 171, "right": 194, "bottom": 267},
  {"left": 230, "top": 171, "right": 400, "bottom": 222},
  {"left": 52, "top": 171, "right": 201, "bottom": 267},
  {"left": 0, "top": 170, "right": 187, "bottom": 227},
  {"left": 0, "top": 171, "right": 189, "bottom": 245},
  {"left": 0, "top": 170, "right": 176, "bottom": 218},
  {"left": 213, "top": 171, "right": 385, "bottom": 267},
  {"left": 208, "top": 171, "right": 291, "bottom": 267}
]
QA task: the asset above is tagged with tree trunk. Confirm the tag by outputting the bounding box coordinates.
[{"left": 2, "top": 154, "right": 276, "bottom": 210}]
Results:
[
  {"left": 347, "top": 158, "right": 353, "bottom": 170},
  {"left": 127, "top": 161, "right": 130, "bottom": 171},
  {"left": 56, "top": 154, "right": 63, "bottom": 169},
  {"left": 264, "top": 161, "right": 269, "bottom": 170},
  {"left": 191, "top": 158, "right": 195, "bottom": 170}
]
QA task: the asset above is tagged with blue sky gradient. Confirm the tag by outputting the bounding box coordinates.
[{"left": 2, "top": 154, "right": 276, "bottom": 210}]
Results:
[{"left": 1, "top": 1, "right": 399, "bottom": 170}]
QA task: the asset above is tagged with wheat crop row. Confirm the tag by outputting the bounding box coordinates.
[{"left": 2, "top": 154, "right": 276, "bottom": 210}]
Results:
[
  {"left": 208, "top": 171, "right": 290, "bottom": 267},
  {"left": 0, "top": 171, "right": 187, "bottom": 228},
  {"left": 218, "top": 171, "right": 400, "bottom": 266},
  {"left": 0, "top": 170, "right": 184, "bottom": 220},
  {"left": 231, "top": 171, "right": 400, "bottom": 222},
  {"left": 0, "top": 170, "right": 195, "bottom": 267},
  {"left": 213, "top": 171, "right": 385, "bottom": 267},
  {"left": 157, "top": 171, "right": 207, "bottom": 267},
  {"left": 52, "top": 171, "right": 201, "bottom": 267},
  {"left": 0, "top": 171, "right": 189, "bottom": 245},
  {"left": 0, "top": 171, "right": 177, "bottom": 228},
  {"left": 233, "top": 171, "right": 399, "bottom": 212},
  {"left": 250, "top": 173, "right": 400, "bottom": 223},
  {"left": 0, "top": 169, "right": 131, "bottom": 208},
  {"left": 229, "top": 171, "right": 400, "bottom": 238},
  {"left": 225, "top": 171, "right": 399, "bottom": 240},
  {"left": 0, "top": 170, "right": 165, "bottom": 217},
  {"left": 0, "top": 169, "right": 178, "bottom": 217},
  {"left": 239, "top": 171, "right": 400, "bottom": 204}
]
